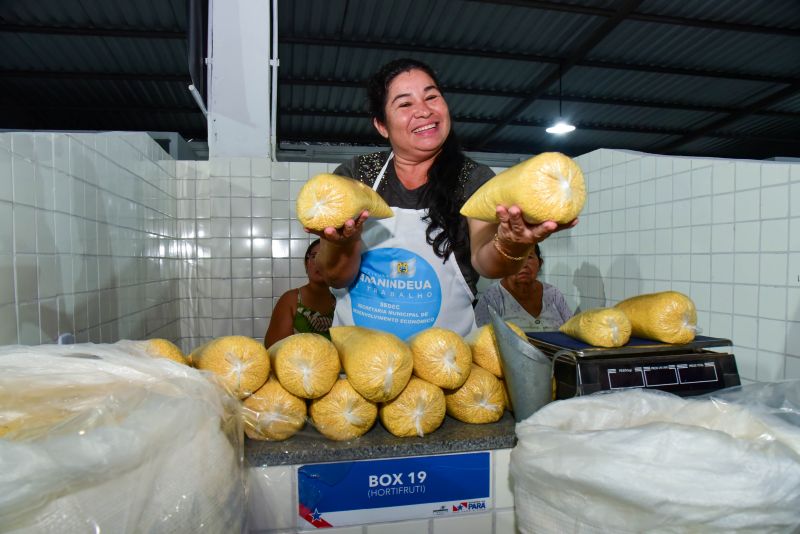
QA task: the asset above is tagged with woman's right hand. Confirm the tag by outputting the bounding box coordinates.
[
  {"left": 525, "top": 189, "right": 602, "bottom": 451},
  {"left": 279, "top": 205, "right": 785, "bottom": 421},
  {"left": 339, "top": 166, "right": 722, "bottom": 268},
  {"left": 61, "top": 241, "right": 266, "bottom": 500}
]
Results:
[
  {"left": 306, "top": 210, "right": 370, "bottom": 288},
  {"left": 305, "top": 210, "right": 370, "bottom": 246}
]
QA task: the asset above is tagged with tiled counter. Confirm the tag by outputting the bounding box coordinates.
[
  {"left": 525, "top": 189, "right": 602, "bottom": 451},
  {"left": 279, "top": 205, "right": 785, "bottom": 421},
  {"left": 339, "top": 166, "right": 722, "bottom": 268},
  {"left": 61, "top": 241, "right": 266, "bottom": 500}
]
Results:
[{"left": 246, "top": 413, "right": 518, "bottom": 533}]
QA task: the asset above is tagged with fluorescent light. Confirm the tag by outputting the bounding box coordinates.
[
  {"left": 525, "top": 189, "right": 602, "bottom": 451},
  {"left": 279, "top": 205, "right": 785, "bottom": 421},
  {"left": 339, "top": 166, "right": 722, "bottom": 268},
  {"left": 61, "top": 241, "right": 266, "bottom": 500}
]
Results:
[
  {"left": 548, "top": 66, "right": 576, "bottom": 135},
  {"left": 546, "top": 120, "right": 576, "bottom": 135}
]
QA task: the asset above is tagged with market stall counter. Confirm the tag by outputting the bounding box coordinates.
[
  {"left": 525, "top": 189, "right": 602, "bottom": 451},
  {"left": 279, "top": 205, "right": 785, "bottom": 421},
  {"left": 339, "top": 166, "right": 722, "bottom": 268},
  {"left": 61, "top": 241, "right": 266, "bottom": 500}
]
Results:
[
  {"left": 245, "top": 412, "right": 515, "bottom": 467},
  {"left": 245, "top": 413, "right": 518, "bottom": 533}
]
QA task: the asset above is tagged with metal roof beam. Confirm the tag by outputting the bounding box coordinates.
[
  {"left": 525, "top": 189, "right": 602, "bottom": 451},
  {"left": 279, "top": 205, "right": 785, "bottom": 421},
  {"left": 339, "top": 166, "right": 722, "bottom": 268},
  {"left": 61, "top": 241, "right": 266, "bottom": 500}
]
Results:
[
  {"left": 472, "top": 1, "right": 800, "bottom": 37},
  {"left": 280, "top": 108, "right": 800, "bottom": 144},
  {"left": 280, "top": 37, "right": 797, "bottom": 85},
  {"left": 281, "top": 77, "right": 800, "bottom": 118},
  {"left": 475, "top": 0, "right": 644, "bottom": 148},
  {"left": 279, "top": 132, "right": 800, "bottom": 158},
  {"left": 535, "top": 94, "right": 800, "bottom": 119},
  {"left": 0, "top": 119, "right": 206, "bottom": 140},
  {"left": 283, "top": 108, "right": 688, "bottom": 136},
  {"left": 0, "top": 103, "right": 200, "bottom": 114},
  {"left": 658, "top": 80, "right": 800, "bottom": 151},
  {"left": 0, "top": 69, "right": 190, "bottom": 82},
  {"left": 0, "top": 23, "right": 186, "bottom": 40}
]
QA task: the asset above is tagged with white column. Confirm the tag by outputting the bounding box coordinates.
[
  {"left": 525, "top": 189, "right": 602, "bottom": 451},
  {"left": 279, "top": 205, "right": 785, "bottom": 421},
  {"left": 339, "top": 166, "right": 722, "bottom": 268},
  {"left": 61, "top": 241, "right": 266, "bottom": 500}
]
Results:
[{"left": 207, "top": 0, "right": 271, "bottom": 158}]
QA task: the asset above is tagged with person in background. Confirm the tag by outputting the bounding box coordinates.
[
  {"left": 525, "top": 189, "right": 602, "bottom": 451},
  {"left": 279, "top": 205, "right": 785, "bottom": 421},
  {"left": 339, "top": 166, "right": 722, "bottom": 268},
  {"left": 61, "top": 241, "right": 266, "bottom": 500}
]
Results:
[
  {"left": 264, "top": 239, "right": 335, "bottom": 347},
  {"left": 474, "top": 243, "right": 573, "bottom": 332},
  {"left": 307, "top": 57, "right": 576, "bottom": 340}
]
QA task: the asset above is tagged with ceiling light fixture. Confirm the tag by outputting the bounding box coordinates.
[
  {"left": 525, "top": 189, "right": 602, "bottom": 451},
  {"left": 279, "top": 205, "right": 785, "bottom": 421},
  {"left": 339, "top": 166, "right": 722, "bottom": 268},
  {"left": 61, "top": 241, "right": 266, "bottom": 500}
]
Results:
[{"left": 546, "top": 64, "right": 576, "bottom": 135}]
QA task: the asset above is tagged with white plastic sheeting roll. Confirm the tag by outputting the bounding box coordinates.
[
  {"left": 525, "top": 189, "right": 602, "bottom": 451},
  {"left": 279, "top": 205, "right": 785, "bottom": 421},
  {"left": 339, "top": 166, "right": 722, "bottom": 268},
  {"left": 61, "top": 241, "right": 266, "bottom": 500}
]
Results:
[
  {"left": 0, "top": 343, "right": 245, "bottom": 533},
  {"left": 511, "top": 384, "right": 800, "bottom": 533}
]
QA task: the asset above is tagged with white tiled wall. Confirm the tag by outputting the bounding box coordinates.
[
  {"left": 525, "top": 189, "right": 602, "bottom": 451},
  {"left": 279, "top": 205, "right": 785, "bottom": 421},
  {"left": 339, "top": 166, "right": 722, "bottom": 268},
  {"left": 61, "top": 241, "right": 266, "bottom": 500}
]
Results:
[
  {"left": 0, "top": 132, "right": 182, "bottom": 345},
  {"left": 544, "top": 149, "right": 800, "bottom": 382},
  {"left": 176, "top": 159, "right": 339, "bottom": 352},
  {"left": 3, "top": 135, "right": 798, "bottom": 381},
  {"left": 247, "top": 449, "right": 516, "bottom": 534}
]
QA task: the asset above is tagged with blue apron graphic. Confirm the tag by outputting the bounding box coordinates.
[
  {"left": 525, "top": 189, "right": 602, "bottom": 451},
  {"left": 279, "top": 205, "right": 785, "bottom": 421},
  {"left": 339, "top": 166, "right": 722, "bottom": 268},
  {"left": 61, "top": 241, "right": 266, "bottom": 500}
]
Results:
[{"left": 349, "top": 247, "right": 442, "bottom": 340}]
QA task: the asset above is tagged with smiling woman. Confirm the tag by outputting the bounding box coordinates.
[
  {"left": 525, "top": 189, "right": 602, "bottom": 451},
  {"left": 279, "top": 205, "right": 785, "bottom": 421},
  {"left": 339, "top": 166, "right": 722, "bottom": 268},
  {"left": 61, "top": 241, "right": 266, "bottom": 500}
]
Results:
[
  {"left": 371, "top": 68, "right": 453, "bottom": 172},
  {"left": 304, "top": 58, "right": 576, "bottom": 340}
]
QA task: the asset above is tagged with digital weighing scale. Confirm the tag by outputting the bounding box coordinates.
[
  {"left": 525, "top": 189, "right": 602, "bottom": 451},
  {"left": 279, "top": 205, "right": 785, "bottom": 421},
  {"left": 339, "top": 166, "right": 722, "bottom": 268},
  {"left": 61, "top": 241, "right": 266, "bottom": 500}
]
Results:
[{"left": 526, "top": 332, "right": 741, "bottom": 399}]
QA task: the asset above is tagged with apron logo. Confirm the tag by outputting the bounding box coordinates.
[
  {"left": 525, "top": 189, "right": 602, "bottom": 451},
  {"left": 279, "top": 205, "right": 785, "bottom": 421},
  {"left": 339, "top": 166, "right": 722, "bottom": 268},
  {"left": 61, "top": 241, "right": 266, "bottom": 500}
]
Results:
[
  {"left": 390, "top": 259, "right": 415, "bottom": 277},
  {"left": 349, "top": 248, "right": 442, "bottom": 340}
]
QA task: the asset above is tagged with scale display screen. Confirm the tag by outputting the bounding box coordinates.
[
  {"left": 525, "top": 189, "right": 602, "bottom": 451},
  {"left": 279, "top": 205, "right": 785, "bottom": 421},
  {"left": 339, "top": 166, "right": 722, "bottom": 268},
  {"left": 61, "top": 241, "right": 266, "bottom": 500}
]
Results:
[{"left": 602, "top": 361, "right": 720, "bottom": 391}]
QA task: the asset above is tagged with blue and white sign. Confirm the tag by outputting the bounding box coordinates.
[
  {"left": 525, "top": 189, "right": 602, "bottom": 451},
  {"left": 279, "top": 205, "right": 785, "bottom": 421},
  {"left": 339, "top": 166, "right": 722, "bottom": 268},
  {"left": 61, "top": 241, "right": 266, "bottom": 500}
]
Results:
[
  {"left": 297, "top": 452, "right": 492, "bottom": 528},
  {"left": 349, "top": 247, "right": 441, "bottom": 340}
]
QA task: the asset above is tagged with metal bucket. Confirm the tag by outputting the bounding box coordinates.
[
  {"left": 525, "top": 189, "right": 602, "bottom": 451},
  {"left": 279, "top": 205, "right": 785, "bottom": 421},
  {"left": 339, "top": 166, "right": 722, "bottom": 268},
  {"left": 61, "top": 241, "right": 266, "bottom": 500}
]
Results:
[{"left": 488, "top": 306, "right": 552, "bottom": 422}]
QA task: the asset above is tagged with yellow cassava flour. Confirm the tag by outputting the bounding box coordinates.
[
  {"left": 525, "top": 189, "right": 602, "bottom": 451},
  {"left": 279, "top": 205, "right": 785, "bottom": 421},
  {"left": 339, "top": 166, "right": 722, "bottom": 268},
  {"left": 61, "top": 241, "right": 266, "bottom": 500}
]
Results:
[
  {"left": 296, "top": 173, "right": 393, "bottom": 230},
  {"left": 615, "top": 291, "right": 697, "bottom": 344},
  {"left": 560, "top": 307, "right": 632, "bottom": 347},
  {"left": 330, "top": 326, "right": 413, "bottom": 403},
  {"left": 270, "top": 333, "right": 340, "bottom": 399},
  {"left": 467, "top": 322, "right": 527, "bottom": 378},
  {"left": 460, "top": 152, "right": 585, "bottom": 224},
  {"left": 444, "top": 365, "right": 505, "bottom": 424},
  {"left": 242, "top": 376, "right": 307, "bottom": 441},
  {"left": 379, "top": 377, "right": 446, "bottom": 437},
  {"left": 408, "top": 327, "right": 472, "bottom": 389},
  {"left": 192, "top": 336, "right": 270, "bottom": 399},
  {"left": 309, "top": 378, "right": 377, "bottom": 441}
]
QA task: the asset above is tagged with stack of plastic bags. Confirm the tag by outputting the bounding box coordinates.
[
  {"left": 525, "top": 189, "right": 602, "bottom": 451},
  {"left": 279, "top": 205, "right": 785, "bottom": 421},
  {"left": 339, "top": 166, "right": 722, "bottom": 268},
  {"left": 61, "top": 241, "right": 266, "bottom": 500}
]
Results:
[{"left": 0, "top": 342, "right": 245, "bottom": 533}]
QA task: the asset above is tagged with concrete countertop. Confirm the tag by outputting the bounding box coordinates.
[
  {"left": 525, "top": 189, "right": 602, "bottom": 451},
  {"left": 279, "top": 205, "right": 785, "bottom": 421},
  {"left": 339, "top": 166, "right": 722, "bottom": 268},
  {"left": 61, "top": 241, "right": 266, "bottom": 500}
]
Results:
[{"left": 245, "top": 412, "right": 517, "bottom": 467}]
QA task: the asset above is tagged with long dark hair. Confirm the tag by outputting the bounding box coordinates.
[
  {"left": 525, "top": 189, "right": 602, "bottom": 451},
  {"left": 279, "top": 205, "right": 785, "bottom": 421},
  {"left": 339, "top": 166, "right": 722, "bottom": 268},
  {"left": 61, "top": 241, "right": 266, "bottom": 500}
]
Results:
[{"left": 367, "top": 58, "right": 468, "bottom": 261}]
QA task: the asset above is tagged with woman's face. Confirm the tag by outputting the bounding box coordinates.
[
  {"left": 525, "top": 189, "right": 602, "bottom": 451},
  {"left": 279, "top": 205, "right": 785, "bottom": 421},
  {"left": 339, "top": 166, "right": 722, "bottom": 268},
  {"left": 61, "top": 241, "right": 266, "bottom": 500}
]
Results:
[
  {"left": 373, "top": 69, "right": 451, "bottom": 160},
  {"left": 511, "top": 252, "right": 541, "bottom": 284},
  {"left": 305, "top": 244, "right": 325, "bottom": 283}
]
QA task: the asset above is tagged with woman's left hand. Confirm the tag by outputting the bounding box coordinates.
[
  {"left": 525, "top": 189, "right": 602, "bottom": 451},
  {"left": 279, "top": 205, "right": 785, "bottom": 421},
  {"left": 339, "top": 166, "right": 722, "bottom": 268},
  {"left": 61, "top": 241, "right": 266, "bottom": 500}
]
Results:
[
  {"left": 495, "top": 205, "right": 578, "bottom": 247},
  {"left": 468, "top": 205, "right": 578, "bottom": 279}
]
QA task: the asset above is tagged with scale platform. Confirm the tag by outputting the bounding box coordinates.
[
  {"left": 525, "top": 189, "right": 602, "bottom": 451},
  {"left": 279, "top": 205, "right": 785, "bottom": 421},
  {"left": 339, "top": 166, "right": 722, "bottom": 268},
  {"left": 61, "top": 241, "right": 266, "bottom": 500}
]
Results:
[{"left": 526, "top": 332, "right": 741, "bottom": 399}]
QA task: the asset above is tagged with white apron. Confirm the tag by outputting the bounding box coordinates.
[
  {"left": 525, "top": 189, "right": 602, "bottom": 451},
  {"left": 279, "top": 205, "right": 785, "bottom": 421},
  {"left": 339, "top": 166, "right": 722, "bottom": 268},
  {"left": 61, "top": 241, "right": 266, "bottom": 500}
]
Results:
[{"left": 332, "top": 154, "right": 477, "bottom": 340}]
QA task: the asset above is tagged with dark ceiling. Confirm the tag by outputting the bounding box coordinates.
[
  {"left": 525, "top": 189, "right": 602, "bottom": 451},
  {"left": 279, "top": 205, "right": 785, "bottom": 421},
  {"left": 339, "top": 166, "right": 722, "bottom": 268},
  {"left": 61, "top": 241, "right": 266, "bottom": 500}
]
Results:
[{"left": 2, "top": 0, "right": 800, "bottom": 161}]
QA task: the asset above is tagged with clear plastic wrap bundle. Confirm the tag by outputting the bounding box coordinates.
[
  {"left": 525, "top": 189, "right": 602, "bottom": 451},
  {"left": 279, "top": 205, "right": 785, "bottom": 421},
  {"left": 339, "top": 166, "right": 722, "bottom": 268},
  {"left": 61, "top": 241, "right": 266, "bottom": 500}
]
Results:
[
  {"left": 242, "top": 375, "right": 307, "bottom": 441},
  {"left": 308, "top": 377, "right": 377, "bottom": 441},
  {"left": 615, "top": 290, "right": 697, "bottom": 344},
  {"left": 379, "top": 377, "right": 446, "bottom": 437},
  {"left": 408, "top": 327, "right": 472, "bottom": 389},
  {"left": 191, "top": 335, "right": 270, "bottom": 399},
  {"left": 269, "top": 333, "right": 340, "bottom": 399},
  {"left": 559, "top": 307, "right": 632, "bottom": 347},
  {"left": 0, "top": 342, "right": 245, "bottom": 533},
  {"left": 460, "top": 152, "right": 586, "bottom": 225},
  {"left": 329, "top": 326, "right": 413, "bottom": 403},
  {"left": 444, "top": 365, "right": 505, "bottom": 424}
]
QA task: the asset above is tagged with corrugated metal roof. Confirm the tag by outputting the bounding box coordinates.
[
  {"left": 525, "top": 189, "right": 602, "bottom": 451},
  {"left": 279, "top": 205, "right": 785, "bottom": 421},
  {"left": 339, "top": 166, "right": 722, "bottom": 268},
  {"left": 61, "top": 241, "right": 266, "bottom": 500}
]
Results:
[
  {"left": 1, "top": 0, "right": 799, "bottom": 160},
  {"left": 0, "top": 0, "right": 201, "bottom": 151},
  {"left": 2, "top": 0, "right": 185, "bottom": 30},
  {"left": 275, "top": 0, "right": 800, "bottom": 160},
  {"left": 591, "top": 21, "right": 798, "bottom": 75},
  {"left": 638, "top": 0, "right": 800, "bottom": 29}
]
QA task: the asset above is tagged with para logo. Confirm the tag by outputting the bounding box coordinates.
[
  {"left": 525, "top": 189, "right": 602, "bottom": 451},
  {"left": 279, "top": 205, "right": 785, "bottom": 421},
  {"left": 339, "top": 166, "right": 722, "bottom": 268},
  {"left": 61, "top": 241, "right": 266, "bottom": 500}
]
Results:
[{"left": 451, "top": 500, "right": 487, "bottom": 512}]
